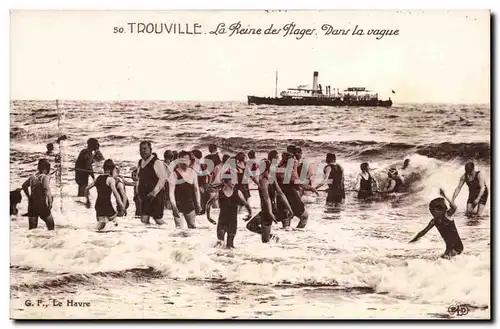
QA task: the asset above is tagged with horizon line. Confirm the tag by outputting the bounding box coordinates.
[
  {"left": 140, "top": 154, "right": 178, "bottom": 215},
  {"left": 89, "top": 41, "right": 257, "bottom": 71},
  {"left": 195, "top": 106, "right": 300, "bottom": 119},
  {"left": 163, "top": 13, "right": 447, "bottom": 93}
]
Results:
[{"left": 9, "top": 98, "right": 491, "bottom": 106}]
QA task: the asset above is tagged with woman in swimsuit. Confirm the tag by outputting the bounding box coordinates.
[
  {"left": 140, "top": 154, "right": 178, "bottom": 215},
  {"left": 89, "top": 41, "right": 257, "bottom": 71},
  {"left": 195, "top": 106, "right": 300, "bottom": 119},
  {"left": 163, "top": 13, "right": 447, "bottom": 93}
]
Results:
[
  {"left": 168, "top": 151, "right": 202, "bottom": 229},
  {"left": 357, "top": 162, "right": 379, "bottom": 200}
]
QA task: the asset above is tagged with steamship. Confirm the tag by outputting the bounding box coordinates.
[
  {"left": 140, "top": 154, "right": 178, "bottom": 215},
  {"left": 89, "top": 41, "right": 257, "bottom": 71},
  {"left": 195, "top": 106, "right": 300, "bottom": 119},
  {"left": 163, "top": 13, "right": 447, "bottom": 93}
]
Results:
[{"left": 247, "top": 71, "right": 393, "bottom": 107}]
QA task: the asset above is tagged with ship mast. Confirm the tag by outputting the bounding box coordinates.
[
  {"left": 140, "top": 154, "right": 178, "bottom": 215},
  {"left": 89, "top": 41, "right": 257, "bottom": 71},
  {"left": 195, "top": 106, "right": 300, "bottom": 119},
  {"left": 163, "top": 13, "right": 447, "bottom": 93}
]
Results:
[{"left": 275, "top": 70, "right": 278, "bottom": 98}]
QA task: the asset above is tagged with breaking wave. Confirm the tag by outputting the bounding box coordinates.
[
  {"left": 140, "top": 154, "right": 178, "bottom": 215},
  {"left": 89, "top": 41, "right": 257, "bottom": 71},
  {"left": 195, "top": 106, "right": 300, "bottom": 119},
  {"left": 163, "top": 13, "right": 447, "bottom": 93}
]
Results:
[{"left": 197, "top": 136, "right": 490, "bottom": 162}]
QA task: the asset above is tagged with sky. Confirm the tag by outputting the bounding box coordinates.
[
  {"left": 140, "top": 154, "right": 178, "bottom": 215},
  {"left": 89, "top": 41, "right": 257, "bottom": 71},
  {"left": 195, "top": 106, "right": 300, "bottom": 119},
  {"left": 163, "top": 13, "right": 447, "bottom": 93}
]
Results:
[{"left": 10, "top": 10, "right": 490, "bottom": 103}]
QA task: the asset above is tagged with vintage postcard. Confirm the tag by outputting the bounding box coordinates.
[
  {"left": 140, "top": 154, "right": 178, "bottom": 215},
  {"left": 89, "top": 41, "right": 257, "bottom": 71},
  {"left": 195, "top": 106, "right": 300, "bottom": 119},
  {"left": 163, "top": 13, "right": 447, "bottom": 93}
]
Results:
[{"left": 9, "top": 10, "right": 490, "bottom": 319}]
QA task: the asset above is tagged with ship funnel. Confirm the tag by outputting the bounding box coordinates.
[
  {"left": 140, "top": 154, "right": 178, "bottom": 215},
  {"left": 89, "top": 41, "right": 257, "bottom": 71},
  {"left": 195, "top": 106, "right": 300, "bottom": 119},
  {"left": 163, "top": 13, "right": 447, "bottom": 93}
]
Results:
[{"left": 312, "top": 71, "right": 319, "bottom": 91}]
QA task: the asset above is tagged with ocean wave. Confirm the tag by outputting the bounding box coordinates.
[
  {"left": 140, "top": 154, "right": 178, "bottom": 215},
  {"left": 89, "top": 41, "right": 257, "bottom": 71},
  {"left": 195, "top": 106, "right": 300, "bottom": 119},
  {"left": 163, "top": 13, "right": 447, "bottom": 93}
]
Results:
[
  {"left": 159, "top": 114, "right": 211, "bottom": 121},
  {"left": 289, "top": 120, "right": 314, "bottom": 125},
  {"left": 174, "top": 132, "right": 203, "bottom": 138},
  {"left": 10, "top": 150, "right": 48, "bottom": 165},
  {"left": 199, "top": 136, "right": 490, "bottom": 161},
  {"left": 10, "top": 126, "right": 60, "bottom": 141},
  {"left": 10, "top": 127, "right": 29, "bottom": 139},
  {"left": 36, "top": 113, "right": 59, "bottom": 120},
  {"left": 415, "top": 142, "right": 490, "bottom": 161},
  {"left": 444, "top": 119, "right": 474, "bottom": 127},
  {"left": 11, "top": 266, "right": 344, "bottom": 292},
  {"left": 11, "top": 267, "right": 163, "bottom": 291},
  {"left": 11, "top": 248, "right": 489, "bottom": 308}
]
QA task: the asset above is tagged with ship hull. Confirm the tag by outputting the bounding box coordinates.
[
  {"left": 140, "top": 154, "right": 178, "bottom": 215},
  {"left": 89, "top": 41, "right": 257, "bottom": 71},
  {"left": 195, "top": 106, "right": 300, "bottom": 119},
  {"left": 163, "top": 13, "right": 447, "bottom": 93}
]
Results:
[{"left": 247, "top": 96, "right": 392, "bottom": 107}]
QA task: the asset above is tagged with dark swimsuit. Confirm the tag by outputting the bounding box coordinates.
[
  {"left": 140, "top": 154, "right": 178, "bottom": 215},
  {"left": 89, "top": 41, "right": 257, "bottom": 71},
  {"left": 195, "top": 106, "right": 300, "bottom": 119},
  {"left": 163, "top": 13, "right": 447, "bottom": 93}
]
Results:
[
  {"left": 466, "top": 171, "right": 488, "bottom": 205},
  {"left": 174, "top": 170, "right": 196, "bottom": 214},
  {"left": 138, "top": 157, "right": 165, "bottom": 219},
  {"left": 435, "top": 217, "right": 464, "bottom": 254},
  {"left": 95, "top": 175, "right": 116, "bottom": 218},
  {"left": 75, "top": 149, "right": 93, "bottom": 196},
  {"left": 217, "top": 189, "right": 242, "bottom": 235},
  {"left": 358, "top": 173, "right": 375, "bottom": 199},
  {"left": 326, "top": 164, "right": 345, "bottom": 204},
  {"left": 198, "top": 163, "right": 210, "bottom": 213},
  {"left": 236, "top": 165, "right": 251, "bottom": 200},
  {"left": 27, "top": 173, "right": 51, "bottom": 218},
  {"left": 276, "top": 165, "right": 305, "bottom": 225}
]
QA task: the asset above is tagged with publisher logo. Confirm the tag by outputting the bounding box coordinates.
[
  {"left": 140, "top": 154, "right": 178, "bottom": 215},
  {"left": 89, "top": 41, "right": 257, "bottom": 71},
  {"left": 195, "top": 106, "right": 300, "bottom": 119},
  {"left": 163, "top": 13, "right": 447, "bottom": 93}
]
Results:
[{"left": 448, "top": 303, "right": 469, "bottom": 316}]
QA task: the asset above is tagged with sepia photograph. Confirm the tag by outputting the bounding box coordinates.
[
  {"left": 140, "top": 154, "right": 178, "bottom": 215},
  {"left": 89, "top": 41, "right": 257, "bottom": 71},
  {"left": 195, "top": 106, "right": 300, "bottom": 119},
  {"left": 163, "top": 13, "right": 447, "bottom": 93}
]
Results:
[{"left": 9, "top": 9, "right": 490, "bottom": 320}]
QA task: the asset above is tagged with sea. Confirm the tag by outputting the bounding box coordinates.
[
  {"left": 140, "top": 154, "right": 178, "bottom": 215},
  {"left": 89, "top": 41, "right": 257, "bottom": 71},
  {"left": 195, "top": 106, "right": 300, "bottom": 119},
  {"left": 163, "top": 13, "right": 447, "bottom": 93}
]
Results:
[{"left": 9, "top": 100, "right": 491, "bottom": 319}]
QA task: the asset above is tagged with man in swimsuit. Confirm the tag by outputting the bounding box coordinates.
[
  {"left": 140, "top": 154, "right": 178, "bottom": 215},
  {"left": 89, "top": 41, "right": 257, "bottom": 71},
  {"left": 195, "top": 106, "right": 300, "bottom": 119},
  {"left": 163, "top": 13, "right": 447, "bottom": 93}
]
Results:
[
  {"left": 75, "top": 138, "right": 99, "bottom": 198},
  {"left": 137, "top": 141, "right": 167, "bottom": 225},
  {"left": 315, "top": 153, "right": 345, "bottom": 208},
  {"left": 21, "top": 159, "right": 55, "bottom": 230},
  {"left": 452, "top": 162, "right": 489, "bottom": 217},
  {"left": 275, "top": 151, "right": 310, "bottom": 229},
  {"left": 246, "top": 159, "right": 294, "bottom": 243},
  {"left": 410, "top": 188, "right": 463, "bottom": 259}
]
